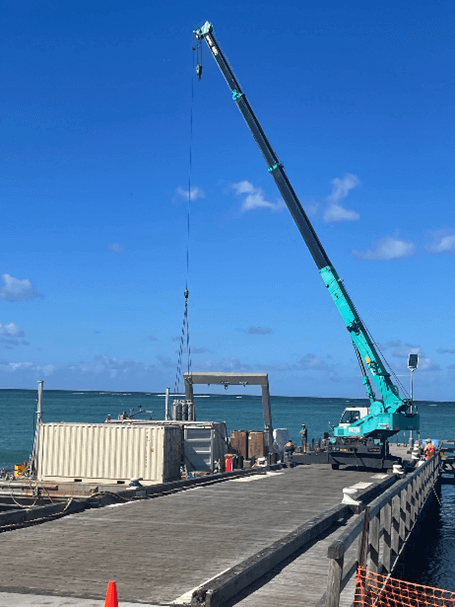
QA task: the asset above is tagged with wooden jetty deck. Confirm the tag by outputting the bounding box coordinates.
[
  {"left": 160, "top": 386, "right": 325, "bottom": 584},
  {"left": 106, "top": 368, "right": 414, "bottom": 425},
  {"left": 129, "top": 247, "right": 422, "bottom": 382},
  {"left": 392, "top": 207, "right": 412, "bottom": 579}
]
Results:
[
  {"left": 0, "top": 453, "right": 441, "bottom": 607},
  {"left": 0, "top": 464, "right": 391, "bottom": 605}
]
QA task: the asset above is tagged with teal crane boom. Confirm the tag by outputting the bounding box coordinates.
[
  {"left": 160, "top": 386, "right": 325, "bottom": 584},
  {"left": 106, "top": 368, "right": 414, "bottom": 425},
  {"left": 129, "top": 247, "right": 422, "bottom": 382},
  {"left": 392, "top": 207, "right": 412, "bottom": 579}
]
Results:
[{"left": 193, "top": 21, "right": 419, "bottom": 446}]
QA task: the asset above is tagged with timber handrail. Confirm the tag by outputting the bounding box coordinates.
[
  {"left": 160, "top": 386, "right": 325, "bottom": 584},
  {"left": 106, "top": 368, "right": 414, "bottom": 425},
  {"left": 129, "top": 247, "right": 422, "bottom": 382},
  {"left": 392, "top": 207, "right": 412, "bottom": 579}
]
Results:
[{"left": 322, "top": 455, "right": 441, "bottom": 607}]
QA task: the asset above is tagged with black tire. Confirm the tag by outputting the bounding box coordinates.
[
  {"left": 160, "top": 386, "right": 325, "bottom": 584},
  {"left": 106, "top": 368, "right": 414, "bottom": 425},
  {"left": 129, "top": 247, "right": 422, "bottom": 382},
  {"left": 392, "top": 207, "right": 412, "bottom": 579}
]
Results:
[{"left": 331, "top": 463, "right": 340, "bottom": 470}]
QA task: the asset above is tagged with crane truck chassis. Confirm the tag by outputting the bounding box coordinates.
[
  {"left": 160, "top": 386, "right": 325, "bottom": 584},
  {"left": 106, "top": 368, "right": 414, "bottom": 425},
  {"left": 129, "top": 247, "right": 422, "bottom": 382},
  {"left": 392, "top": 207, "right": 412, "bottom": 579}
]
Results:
[
  {"left": 293, "top": 435, "right": 398, "bottom": 470},
  {"left": 193, "top": 22, "right": 420, "bottom": 470}
]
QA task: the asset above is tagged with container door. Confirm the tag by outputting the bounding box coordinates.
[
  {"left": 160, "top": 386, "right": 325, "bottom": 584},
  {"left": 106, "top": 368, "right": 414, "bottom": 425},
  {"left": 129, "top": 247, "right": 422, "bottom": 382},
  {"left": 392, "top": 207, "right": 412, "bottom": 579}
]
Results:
[{"left": 184, "top": 426, "right": 214, "bottom": 472}]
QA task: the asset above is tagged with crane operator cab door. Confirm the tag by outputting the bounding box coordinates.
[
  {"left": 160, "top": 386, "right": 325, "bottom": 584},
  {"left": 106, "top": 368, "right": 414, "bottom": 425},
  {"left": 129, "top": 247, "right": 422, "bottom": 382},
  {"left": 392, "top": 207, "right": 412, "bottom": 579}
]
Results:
[{"left": 338, "top": 407, "right": 369, "bottom": 428}]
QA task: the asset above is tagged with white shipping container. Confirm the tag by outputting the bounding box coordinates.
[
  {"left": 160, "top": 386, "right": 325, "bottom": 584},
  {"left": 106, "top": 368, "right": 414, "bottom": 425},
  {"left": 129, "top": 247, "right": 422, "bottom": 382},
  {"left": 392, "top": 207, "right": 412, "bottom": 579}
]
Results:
[
  {"left": 106, "top": 420, "right": 227, "bottom": 472},
  {"left": 37, "top": 422, "right": 182, "bottom": 485}
]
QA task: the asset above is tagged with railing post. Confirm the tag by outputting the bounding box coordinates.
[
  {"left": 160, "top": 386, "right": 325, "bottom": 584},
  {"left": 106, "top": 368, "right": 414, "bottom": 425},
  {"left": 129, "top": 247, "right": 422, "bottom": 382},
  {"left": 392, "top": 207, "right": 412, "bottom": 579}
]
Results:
[
  {"left": 416, "top": 467, "right": 423, "bottom": 512},
  {"left": 326, "top": 540, "right": 345, "bottom": 607},
  {"left": 326, "top": 556, "right": 345, "bottom": 607},
  {"left": 391, "top": 494, "right": 400, "bottom": 559},
  {"left": 399, "top": 487, "right": 407, "bottom": 543},
  {"left": 405, "top": 482, "right": 412, "bottom": 532},
  {"left": 409, "top": 477, "right": 417, "bottom": 525},
  {"left": 368, "top": 514, "right": 380, "bottom": 573},
  {"left": 382, "top": 500, "right": 392, "bottom": 574},
  {"left": 358, "top": 507, "right": 370, "bottom": 567}
]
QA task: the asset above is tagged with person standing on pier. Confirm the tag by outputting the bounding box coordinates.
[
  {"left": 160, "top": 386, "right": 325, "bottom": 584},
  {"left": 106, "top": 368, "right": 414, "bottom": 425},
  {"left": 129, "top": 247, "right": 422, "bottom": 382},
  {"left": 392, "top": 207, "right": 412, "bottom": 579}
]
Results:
[
  {"left": 299, "top": 424, "right": 308, "bottom": 452},
  {"left": 424, "top": 438, "right": 435, "bottom": 460}
]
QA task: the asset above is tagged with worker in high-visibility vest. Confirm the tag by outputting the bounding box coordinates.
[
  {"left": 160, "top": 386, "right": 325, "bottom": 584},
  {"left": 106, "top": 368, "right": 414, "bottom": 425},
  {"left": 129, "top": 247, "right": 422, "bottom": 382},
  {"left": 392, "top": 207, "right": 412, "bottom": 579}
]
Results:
[{"left": 424, "top": 438, "right": 435, "bottom": 460}]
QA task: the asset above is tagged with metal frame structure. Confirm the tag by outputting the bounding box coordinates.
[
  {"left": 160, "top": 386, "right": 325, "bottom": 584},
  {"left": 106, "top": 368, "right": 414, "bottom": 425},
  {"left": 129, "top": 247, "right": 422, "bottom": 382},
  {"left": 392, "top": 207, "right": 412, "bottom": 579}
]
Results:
[{"left": 184, "top": 372, "right": 273, "bottom": 450}]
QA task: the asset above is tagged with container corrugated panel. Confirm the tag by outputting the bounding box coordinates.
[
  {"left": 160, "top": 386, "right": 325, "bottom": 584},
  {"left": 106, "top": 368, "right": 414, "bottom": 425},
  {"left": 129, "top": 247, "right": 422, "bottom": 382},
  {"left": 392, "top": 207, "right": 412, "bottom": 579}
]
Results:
[
  {"left": 37, "top": 423, "right": 181, "bottom": 485},
  {"left": 184, "top": 422, "right": 227, "bottom": 472}
]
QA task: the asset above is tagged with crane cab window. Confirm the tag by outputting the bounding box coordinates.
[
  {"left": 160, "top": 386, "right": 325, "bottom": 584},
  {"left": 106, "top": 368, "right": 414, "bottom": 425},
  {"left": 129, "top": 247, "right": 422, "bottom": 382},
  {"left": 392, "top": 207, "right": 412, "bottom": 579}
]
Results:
[{"left": 340, "top": 410, "right": 361, "bottom": 424}]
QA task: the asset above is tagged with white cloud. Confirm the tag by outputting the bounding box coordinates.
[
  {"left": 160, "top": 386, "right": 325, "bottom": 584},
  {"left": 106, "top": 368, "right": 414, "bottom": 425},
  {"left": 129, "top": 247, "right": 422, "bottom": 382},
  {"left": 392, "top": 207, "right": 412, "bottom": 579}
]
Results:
[
  {"left": 108, "top": 243, "right": 125, "bottom": 254},
  {"left": 323, "top": 173, "right": 360, "bottom": 223},
  {"left": 232, "top": 180, "right": 284, "bottom": 212},
  {"left": 0, "top": 322, "right": 28, "bottom": 347},
  {"left": 0, "top": 354, "right": 166, "bottom": 391},
  {"left": 352, "top": 236, "right": 415, "bottom": 260},
  {"left": 70, "top": 354, "right": 140, "bottom": 377},
  {"left": 209, "top": 357, "right": 253, "bottom": 372},
  {"left": 377, "top": 341, "right": 440, "bottom": 373},
  {"left": 176, "top": 186, "right": 205, "bottom": 201},
  {"left": 391, "top": 344, "right": 421, "bottom": 359},
  {"left": 304, "top": 200, "right": 319, "bottom": 216},
  {"left": 324, "top": 204, "right": 360, "bottom": 222},
  {"left": 297, "top": 353, "right": 330, "bottom": 370},
  {"left": 418, "top": 358, "right": 441, "bottom": 372},
  {"left": 156, "top": 354, "right": 175, "bottom": 368},
  {"left": 0, "top": 361, "right": 33, "bottom": 373},
  {"left": 0, "top": 323, "right": 25, "bottom": 338},
  {"left": 428, "top": 233, "right": 455, "bottom": 254},
  {"left": 0, "top": 360, "right": 66, "bottom": 376},
  {"left": 0, "top": 274, "right": 43, "bottom": 302},
  {"left": 38, "top": 364, "right": 56, "bottom": 376},
  {"left": 248, "top": 326, "right": 272, "bottom": 335}
]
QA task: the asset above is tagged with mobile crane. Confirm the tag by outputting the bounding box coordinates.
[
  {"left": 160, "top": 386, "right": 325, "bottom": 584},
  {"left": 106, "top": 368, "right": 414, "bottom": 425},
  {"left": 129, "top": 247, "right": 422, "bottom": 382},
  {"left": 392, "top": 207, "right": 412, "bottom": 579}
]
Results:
[{"left": 193, "top": 22, "right": 419, "bottom": 469}]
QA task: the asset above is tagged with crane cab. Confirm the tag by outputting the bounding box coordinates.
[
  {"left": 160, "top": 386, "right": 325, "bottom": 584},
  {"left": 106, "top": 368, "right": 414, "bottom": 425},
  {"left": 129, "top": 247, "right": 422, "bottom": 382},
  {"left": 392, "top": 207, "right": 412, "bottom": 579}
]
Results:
[{"left": 338, "top": 407, "right": 369, "bottom": 428}]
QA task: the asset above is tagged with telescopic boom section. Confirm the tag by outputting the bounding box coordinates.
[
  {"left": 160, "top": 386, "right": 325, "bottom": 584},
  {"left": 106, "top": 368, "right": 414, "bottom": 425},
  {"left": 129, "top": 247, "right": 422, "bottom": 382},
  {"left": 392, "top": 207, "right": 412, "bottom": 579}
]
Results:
[
  {"left": 194, "top": 22, "right": 416, "bottom": 424},
  {"left": 194, "top": 22, "right": 330, "bottom": 271}
]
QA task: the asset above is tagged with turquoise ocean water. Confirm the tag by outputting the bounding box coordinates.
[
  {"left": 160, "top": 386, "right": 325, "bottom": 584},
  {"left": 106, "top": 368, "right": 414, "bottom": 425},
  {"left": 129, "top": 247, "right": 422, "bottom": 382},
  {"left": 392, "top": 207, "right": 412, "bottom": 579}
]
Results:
[{"left": 1, "top": 389, "right": 454, "bottom": 589}]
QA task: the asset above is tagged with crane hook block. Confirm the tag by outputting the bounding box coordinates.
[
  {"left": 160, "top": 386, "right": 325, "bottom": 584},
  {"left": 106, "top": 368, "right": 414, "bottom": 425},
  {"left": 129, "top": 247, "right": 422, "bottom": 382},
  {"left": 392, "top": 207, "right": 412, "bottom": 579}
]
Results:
[
  {"left": 196, "top": 64, "right": 203, "bottom": 80},
  {"left": 184, "top": 289, "right": 189, "bottom": 299}
]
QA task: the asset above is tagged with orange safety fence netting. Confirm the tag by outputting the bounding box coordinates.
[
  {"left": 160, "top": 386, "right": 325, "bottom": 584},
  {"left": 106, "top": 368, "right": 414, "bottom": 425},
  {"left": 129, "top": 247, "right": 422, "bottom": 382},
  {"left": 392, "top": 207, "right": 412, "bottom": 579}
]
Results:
[{"left": 354, "top": 566, "right": 455, "bottom": 607}]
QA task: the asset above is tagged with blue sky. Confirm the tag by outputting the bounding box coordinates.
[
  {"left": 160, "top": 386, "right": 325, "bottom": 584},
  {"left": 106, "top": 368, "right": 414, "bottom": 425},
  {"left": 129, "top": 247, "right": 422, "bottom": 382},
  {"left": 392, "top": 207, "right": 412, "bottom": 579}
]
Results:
[{"left": 1, "top": 0, "right": 454, "bottom": 399}]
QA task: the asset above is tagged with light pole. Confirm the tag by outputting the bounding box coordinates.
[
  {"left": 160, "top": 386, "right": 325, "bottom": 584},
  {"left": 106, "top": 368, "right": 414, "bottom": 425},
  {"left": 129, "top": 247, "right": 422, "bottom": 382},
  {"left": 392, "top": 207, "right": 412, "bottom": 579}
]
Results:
[{"left": 407, "top": 353, "right": 419, "bottom": 446}]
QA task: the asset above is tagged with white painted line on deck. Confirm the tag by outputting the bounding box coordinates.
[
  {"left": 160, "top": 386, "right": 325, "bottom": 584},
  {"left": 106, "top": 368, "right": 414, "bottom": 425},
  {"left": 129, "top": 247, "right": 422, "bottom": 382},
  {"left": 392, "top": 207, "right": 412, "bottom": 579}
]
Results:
[
  {"left": 171, "top": 566, "right": 232, "bottom": 604},
  {"left": 228, "top": 471, "right": 284, "bottom": 482},
  {"left": 106, "top": 501, "right": 138, "bottom": 508}
]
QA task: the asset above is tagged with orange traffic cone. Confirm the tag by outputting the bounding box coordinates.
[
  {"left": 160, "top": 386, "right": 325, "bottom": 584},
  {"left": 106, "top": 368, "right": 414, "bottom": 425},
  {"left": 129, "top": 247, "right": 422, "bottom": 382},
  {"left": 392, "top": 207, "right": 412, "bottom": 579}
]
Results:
[{"left": 104, "top": 580, "right": 118, "bottom": 607}]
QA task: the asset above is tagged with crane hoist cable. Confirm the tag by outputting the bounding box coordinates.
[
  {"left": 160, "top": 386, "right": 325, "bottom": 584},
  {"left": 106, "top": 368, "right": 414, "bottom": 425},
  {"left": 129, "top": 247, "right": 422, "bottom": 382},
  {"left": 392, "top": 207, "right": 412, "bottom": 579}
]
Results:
[
  {"left": 173, "top": 38, "right": 200, "bottom": 394},
  {"left": 174, "top": 288, "right": 191, "bottom": 393},
  {"left": 193, "top": 31, "right": 203, "bottom": 80}
]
